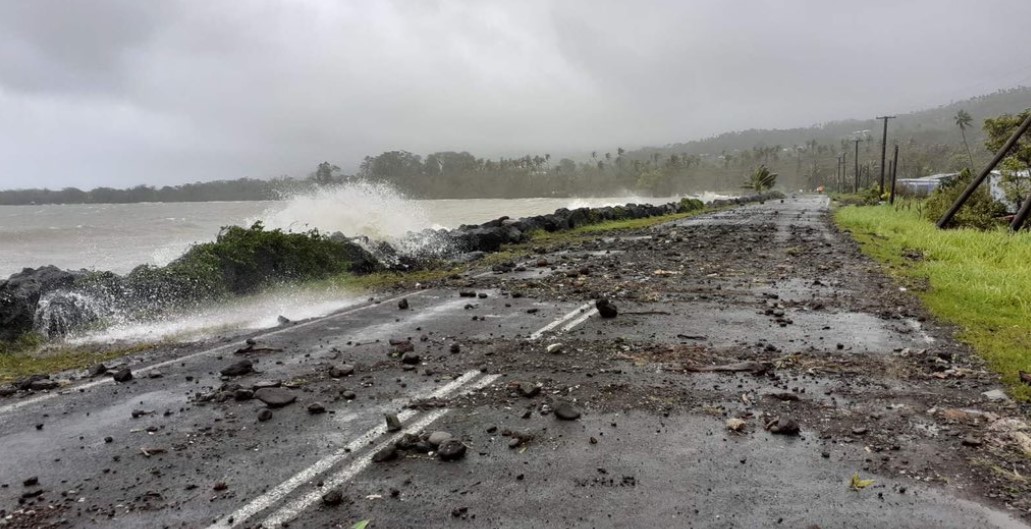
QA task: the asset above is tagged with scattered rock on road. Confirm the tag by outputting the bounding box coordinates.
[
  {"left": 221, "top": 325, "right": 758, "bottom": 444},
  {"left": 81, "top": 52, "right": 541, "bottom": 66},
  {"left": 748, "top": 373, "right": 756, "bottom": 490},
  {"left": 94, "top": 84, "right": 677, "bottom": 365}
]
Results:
[
  {"left": 254, "top": 387, "right": 297, "bottom": 408},
  {"left": 307, "top": 402, "right": 327, "bottom": 414},
  {"left": 220, "top": 359, "right": 254, "bottom": 377},
  {"left": 554, "top": 401, "right": 582, "bottom": 421},
  {"left": 766, "top": 417, "right": 800, "bottom": 436},
  {"left": 385, "top": 413, "right": 403, "bottom": 432},
  {"left": 726, "top": 418, "right": 747, "bottom": 432},
  {"left": 329, "top": 364, "right": 355, "bottom": 378},
  {"left": 437, "top": 439, "right": 467, "bottom": 461},
  {"left": 596, "top": 299, "right": 618, "bottom": 319},
  {"left": 428, "top": 431, "right": 453, "bottom": 447},
  {"left": 398, "top": 298, "right": 409, "bottom": 310},
  {"left": 111, "top": 368, "right": 133, "bottom": 383},
  {"left": 257, "top": 409, "right": 273, "bottom": 422},
  {"left": 322, "top": 489, "right": 345, "bottom": 507}
]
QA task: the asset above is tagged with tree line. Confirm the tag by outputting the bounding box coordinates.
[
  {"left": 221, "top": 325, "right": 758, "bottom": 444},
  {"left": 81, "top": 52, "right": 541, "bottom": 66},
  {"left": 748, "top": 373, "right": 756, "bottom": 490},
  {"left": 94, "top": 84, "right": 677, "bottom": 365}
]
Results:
[{"left": 2, "top": 87, "right": 1029, "bottom": 205}]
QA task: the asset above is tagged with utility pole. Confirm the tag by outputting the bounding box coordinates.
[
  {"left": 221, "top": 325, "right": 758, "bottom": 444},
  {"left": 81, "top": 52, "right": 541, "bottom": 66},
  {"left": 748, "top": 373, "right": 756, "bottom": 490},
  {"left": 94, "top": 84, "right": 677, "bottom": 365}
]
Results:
[
  {"left": 853, "top": 139, "right": 861, "bottom": 193},
  {"left": 876, "top": 116, "right": 896, "bottom": 197},
  {"left": 889, "top": 144, "right": 899, "bottom": 204}
]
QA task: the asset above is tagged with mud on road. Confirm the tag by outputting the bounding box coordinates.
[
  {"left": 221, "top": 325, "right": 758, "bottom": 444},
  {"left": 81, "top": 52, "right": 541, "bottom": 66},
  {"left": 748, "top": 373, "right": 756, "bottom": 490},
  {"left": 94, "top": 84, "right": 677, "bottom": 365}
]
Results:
[{"left": 2, "top": 196, "right": 1030, "bottom": 528}]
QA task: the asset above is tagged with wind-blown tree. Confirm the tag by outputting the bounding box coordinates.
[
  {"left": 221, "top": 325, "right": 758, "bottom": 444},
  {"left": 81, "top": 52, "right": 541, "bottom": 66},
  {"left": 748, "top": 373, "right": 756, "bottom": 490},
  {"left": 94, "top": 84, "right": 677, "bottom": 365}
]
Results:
[
  {"left": 955, "top": 109, "right": 975, "bottom": 168},
  {"left": 745, "top": 165, "right": 777, "bottom": 192}
]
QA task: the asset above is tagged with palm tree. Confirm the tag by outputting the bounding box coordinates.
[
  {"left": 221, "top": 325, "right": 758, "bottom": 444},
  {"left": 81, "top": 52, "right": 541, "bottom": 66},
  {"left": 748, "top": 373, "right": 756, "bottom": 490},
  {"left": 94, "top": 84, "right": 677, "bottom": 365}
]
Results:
[{"left": 955, "top": 109, "right": 975, "bottom": 168}]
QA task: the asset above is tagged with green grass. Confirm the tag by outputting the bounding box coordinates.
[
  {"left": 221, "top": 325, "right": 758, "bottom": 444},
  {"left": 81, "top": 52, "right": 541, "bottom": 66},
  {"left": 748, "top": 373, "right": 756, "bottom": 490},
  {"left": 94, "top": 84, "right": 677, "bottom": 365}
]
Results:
[
  {"left": 0, "top": 343, "right": 151, "bottom": 384},
  {"left": 835, "top": 204, "right": 1031, "bottom": 400}
]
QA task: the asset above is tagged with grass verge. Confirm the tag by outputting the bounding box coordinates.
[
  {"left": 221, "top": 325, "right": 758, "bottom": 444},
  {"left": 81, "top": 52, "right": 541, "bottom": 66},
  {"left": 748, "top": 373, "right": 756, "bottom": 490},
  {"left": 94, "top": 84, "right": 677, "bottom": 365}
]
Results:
[
  {"left": 835, "top": 204, "right": 1031, "bottom": 400},
  {"left": 0, "top": 343, "right": 151, "bottom": 384}
]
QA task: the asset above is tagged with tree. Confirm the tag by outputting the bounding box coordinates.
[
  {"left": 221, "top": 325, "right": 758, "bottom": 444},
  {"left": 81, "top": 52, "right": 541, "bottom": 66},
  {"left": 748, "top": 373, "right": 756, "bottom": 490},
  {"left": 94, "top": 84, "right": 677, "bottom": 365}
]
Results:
[
  {"left": 744, "top": 165, "right": 777, "bottom": 192},
  {"left": 984, "top": 109, "right": 1031, "bottom": 208},
  {"left": 955, "top": 109, "right": 975, "bottom": 169},
  {"left": 314, "top": 162, "right": 340, "bottom": 186}
]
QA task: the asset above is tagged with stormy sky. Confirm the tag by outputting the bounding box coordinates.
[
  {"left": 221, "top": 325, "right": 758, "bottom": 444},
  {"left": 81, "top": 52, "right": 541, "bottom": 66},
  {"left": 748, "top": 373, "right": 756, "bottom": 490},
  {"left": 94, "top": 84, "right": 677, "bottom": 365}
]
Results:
[{"left": 2, "top": 0, "right": 1031, "bottom": 189}]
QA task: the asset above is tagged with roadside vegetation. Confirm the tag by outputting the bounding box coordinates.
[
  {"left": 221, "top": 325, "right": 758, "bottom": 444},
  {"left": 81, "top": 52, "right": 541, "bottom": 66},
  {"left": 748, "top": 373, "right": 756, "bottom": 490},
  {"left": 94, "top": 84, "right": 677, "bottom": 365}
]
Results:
[
  {"left": 834, "top": 107, "right": 1031, "bottom": 399},
  {"left": 836, "top": 205, "right": 1031, "bottom": 399}
]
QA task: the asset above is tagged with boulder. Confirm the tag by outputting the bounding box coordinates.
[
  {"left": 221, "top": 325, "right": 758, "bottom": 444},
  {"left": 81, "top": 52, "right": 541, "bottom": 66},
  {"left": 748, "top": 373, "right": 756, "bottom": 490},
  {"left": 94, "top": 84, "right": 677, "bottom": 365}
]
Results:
[{"left": 0, "top": 266, "right": 84, "bottom": 341}]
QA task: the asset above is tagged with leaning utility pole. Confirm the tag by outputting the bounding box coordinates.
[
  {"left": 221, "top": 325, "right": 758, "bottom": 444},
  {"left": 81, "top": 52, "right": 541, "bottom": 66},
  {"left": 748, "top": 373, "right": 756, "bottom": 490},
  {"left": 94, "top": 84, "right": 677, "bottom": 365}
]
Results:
[
  {"left": 937, "top": 111, "right": 1031, "bottom": 228},
  {"left": 853, "top": 139, "right": 861, "bottom": 193},
  {"left": 876, "top": 116, "right": 896, "bottom": 196}
]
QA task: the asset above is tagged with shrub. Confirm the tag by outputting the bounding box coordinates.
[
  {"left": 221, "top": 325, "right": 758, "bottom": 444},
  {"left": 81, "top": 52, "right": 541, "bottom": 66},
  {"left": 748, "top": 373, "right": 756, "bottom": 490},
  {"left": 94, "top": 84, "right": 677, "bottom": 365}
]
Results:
[
  {"left": 678, "top": 197, "right": 705, "bottom": 213},
  {"left": 922, "top": 169, "right": 1007, "bottom": 230}
]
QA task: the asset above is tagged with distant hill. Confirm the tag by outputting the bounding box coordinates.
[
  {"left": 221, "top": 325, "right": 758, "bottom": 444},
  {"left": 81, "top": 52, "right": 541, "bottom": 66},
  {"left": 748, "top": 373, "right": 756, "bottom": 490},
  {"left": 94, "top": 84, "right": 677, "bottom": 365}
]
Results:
[{"left": 622, "top": 87, "right": 1031, "bottom": 190}]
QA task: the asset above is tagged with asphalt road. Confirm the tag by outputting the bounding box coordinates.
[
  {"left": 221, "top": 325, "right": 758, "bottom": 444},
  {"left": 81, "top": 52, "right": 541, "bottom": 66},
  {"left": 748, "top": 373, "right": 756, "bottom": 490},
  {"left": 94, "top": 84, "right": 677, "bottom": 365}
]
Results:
[{"left": 1, "top": 196, "right": 1028, "bottom": 529}]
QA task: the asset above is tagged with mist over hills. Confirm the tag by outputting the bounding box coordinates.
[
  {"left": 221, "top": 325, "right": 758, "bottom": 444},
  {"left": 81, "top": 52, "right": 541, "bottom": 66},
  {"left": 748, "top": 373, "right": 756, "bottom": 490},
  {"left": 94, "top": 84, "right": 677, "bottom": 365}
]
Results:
[{"left": 2, "top": 87, "right": 1029, "bottom": 204}]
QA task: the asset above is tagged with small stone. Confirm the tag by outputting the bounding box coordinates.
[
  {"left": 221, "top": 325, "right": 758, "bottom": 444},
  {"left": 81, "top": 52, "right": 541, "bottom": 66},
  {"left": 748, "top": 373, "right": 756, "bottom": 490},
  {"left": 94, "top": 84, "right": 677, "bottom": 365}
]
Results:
[
  {"left": 234, "top": 389, "right": 254, "bottom": 401},
  {"left": 852, "top": 427, "right": 868, "bottom": 436},
  {"left": 373, "top": 445, "right": 398, "bottom": 463},
  {"left": 401, "top": 352, "right": 421, "bottom": 365},
  {"left": 518, "top": 383, "right": 542, "bottom": 398},
  {"left": 961, "top": 436, "right": 983, "bottom": 447},
  {"left": 554, "top": 401, "right": 581, "bottom": 421},
  {"left": 22, "top": 477, "right": 38, "bottom": 487},
  {"left": 104, "top": 436, "right": 113, "bottom": 443},
  {"left": 220, "top": 360, "right": 254, "bottom": 377},
  {"left": 726, "top": 418, "right": 747, "bottom": 432},
  {"left": 277, "top": 315, "right": 291, "bottom": 325},
  {"left": 322, "top": 489, "right": 345, "bottom": 506},
  {"left": 213, "top": 481, "right": 228, "bottom": 491},
  {"left": 385, "top": 413, "right": 403, "bottom": 432},
  {"left": 449, "top": 343, "right": 461, "bottom": 354},
  {"left": 478, "top": 293, "right": 488, "bottom": 299},
  {"left": 595, "top": 299, "right": 618, "bottom": 319},
  {"left": 428, "top": 431, "right": 453, "bottom": 447},
  {"left": 329, "top": 364, "right": 355, "bottom": 378},
  {"left": 257, "top": 409, "right": 273, "bottom": 422},
  {"left": 111, "top": 368, "right": 133, "bottom": 383},
  {"left": 767, "top": 418, "right": 800, "bottom": 436},
  {"left": 459, "top": 291, "right": 477, "bottom": 298},
  {"left": 437, "top": 439, "right": 467, "bottom": 461},
  {"left": 398, "top": 298, "right": 409, "bottom": 310},
  {"left": 87, "top": 364, "right": 108, "bottom": 377},
  {"left": 982, "top": 389, "right": 1010, "bottom": 402},
  {"left": 254, "top": 387, "right": 296, "bottom": 408},
  {"left": 341, "top": 390, "right": 357, "bottom": 400},
  {"left": 307, "top": 402, "right": 327, "bottom": 414},
  {"left": 545, "top": 343, "right": 564, "bottom": 355}
]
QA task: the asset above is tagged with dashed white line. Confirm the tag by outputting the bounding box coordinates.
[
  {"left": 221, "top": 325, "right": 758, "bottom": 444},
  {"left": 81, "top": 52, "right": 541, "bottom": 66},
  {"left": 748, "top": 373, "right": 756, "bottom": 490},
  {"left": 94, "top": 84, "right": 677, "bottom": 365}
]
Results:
[
  {"left": 528, "top": 302, "right": 593, "bottom": 340},
  {"left": 259, "top": 374, "right": 500, "bottom": 528},
  {"left": 206, "top": 370, "right": 485, "bottom": 529},
  {"left": 0, "top": 291, "right": 422, "bottom": 416},
  {"left": 561, "top": 308, "right": 598, "bottom": 332}
]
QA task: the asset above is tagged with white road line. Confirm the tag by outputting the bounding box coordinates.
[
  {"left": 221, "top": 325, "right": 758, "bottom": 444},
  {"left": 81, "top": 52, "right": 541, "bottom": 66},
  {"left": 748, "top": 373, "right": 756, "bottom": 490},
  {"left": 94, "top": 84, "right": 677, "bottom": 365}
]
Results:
[
  {"left": 561, "top": 308, "right": 598, "bottom": 332},
  {"left": 528, "top": 302, "right": 593, "bottom": 340},
  {"left": 260, "top": 373, "right": 501, "bottom": 529},
  {"left": 0, "top": 291, "right": 421, "bottom": 416},
  {"left": 206, "top": 370, "right": 483, "bottom": 529}
]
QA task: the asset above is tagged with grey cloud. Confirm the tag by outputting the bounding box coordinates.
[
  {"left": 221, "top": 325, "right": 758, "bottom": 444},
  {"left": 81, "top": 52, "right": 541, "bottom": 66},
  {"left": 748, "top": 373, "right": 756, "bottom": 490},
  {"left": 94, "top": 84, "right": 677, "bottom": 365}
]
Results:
[{"left": 1, "top": 0, "right": 1031, "bottom": 189}]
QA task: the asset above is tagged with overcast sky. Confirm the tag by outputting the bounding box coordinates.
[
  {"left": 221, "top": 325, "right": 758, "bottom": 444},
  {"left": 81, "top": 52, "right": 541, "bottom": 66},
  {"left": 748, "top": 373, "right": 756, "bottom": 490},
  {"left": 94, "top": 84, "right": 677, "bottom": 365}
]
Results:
[{"left": 3, "top": 0, "right": 1031, "bottom": 189}]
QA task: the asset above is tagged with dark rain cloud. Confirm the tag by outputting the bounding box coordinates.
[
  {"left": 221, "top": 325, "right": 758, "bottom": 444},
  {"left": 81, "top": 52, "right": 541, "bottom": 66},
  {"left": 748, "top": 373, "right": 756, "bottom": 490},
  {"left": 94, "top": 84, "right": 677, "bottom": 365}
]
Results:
[{"left": 2, "top": 0, "right": 1031, "bottom": 188}]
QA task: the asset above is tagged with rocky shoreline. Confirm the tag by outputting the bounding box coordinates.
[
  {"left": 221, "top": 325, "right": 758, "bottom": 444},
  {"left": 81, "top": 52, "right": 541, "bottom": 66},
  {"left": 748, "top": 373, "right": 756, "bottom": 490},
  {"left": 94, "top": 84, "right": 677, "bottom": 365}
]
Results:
[{"left": 0, "top": 193, "right": 780, "bottom": 346}]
